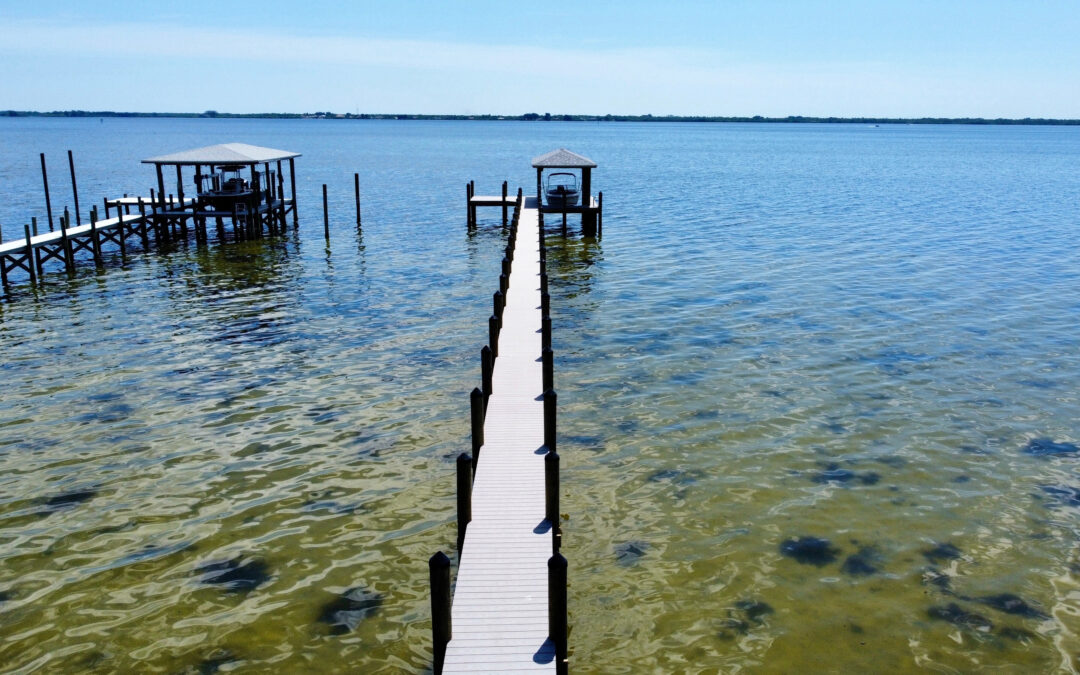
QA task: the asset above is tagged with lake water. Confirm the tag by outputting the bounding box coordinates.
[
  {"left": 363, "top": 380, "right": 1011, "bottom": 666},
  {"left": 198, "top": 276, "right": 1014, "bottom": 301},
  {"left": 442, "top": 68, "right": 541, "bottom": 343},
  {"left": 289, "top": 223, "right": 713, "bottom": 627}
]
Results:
[{"left": 1, "top": 118, "right": 1078, "bottom": 673}]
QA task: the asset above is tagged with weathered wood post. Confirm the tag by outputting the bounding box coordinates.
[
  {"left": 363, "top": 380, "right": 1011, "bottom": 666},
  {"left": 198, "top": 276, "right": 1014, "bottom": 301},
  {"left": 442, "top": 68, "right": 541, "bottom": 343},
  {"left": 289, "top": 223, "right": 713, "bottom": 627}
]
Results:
[
  {"left": 288, "top": 157, "right": 298, "bottom": 227},
  {"left": 138, "top": 200, "right": 150, "bottom": 248},
  {"left": 481, "top": 345, "right": 493, "bottom": 404},
  {"left": 23, "top": 225, "right": 37, "bottom": 284},
  {"left": 545, "top": 449, "right": 560, "bottom": 552},
  {"left": 488, "top": 315, "right": 499, "bottom": 358},
  {"left": 429, "top": 551, "right": 452, "bottom": 675},
  {"left": 60, "top": 208, "right": 73, "bottom": 274},
  {"left": 543, "top": 347, "right": 554, "bottom": 392},
  {"left": 598, "top": 191, "right": 603, "bottom": 237},
  {"left": 68, "top": 150, "right": 81, "bottom": 226},
  {"left": 502, "top": 180, "right": 508, "bottom": 225},
  {"left": 322, "top": 184, "right": 330, "bottom": 241},
  {"left": 542, "top": 314, "right": 552, "bottom": 351},
  {"left": 40, "top": 153, "right": 54, "bottom": 231},
  {"left": 493, "top": 290, "right": 504, "bottom": 329},
  {"left": 457, "top": 452, "right": 473, "bottom": 550},
  {"left": 541, "top": 290, "right": 550, "bottom": 316},
  {"left": 465, "top": 182, "right": 472, "bottom": 227},
  {"left": 31, "top": 217, "right": 38, "bottom": 237},
  {"left": 470, "top": 387, "right": 485, "bottom": 461},
  {"left": 354, "top": 173, "right": 362, "bottom": 228},
  {"left": 117, "top": 210, "right": 127, "bottom": 257},
  {"left": 548, "top": 553, "right": 568, "bottom": 674},
  {"left": 89, "top": 208, "right": 103, "bottom": 266},
  {"left": 499, "top": 272, "right": 508, "bottom": 296},
  {"left": 559, "top": 185, "right": 568, "bottom": 232},
  {"left": 544, "top": 388, "right": 557, "bottom": 452}
]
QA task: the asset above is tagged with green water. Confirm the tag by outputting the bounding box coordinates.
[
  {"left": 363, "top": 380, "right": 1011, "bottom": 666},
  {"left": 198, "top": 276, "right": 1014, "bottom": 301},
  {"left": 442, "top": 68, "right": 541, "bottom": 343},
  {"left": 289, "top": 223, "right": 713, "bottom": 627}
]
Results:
[{"left": 1, "top": 119, "right": 1079, "bottom": 672}]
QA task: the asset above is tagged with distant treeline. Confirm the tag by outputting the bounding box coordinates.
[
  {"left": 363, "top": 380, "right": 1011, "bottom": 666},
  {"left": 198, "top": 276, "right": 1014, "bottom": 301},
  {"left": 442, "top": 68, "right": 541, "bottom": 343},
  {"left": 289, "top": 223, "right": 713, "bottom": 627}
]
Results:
[{"left": 4, "top": 110, "right": 1079, "bottom": 125}]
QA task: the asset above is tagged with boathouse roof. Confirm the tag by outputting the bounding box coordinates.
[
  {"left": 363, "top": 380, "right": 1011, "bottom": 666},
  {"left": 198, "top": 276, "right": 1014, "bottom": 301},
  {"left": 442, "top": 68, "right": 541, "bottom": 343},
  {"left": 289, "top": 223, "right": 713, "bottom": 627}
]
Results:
[
  {"left": 142, "top": 143, "right": 301, "bottom": 165},
  {"left": 531, "top": 148, "right": 597, "bottom": 169}
]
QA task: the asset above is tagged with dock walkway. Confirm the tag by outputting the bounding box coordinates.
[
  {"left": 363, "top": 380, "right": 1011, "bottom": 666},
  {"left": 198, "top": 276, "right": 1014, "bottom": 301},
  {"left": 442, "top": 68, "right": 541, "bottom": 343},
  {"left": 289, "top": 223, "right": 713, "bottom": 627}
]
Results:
[{"left": 443, "top": 197, "right": 557, "bottom": 673}]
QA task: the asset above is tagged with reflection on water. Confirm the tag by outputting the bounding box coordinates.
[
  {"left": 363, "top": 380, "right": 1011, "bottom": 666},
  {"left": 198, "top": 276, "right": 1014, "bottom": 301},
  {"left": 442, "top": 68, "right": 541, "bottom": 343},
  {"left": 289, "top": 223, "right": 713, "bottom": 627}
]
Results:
[{"left": 1, "top": 119, "right": 1079, "bottom": 672}]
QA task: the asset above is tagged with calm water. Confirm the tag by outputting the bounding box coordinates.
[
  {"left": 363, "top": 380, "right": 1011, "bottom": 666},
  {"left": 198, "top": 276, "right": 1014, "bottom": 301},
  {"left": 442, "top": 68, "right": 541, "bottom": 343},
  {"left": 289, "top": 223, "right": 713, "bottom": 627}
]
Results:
[{"left": 1, "top": 119, "right": 1079, "bottom": 673}]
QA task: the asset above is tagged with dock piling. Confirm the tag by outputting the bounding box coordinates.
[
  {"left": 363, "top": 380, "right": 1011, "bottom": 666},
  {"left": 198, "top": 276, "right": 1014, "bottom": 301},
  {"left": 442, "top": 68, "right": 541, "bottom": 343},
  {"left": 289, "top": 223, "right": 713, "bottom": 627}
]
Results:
[
  {"left": 40, "top": 153, "right": 53, "bottom": 231},
  {"left": 470, "top": 387, "right": 485, "bottom": 457},
  {"left": 502, "top": 181, "right": 508, "bottom": 225},
  {"left": 354, "top": 173, "right": 362, "bottom": 228},
  {"left": 68, "top": 150, "right": 81, "bottom": 226},
  {"left": 488, "top": 315, "right": 499, "bottom": 358},
  {"left": 429, "top": 552, "right": 452, "bottom": 675},
  {"left": 89, "top": 209, "right": 103, "bottom": 265},
  {"left": 322, "top": 184, "right": 330, "bottom": 240},
  {"left": 23, "top": 225, "right": 37, "bottom": 284},
  {"left": 544, "top": 388, "right": 557, "bottom": 452},
  {"left": 481, "top": 345, "right": 493, "bottom": 403},
  {"left": 545, "top": 449, "right": 560, "bottom": 552},
  {"left": 457, "top": 453, "right": 473, "bottom": 550},
  {"left": 543, "top": 347, "right": 554, "bottom": 392},
  {"left": 548, "top": 553, "right": 569, "bottom": 675}
]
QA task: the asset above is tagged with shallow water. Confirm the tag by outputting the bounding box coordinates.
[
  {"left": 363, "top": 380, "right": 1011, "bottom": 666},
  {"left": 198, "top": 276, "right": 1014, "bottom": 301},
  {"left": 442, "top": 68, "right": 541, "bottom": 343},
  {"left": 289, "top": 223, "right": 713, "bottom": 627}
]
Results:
[{"left": 1, "top": 119, "right": 1078, "bottom": 672}]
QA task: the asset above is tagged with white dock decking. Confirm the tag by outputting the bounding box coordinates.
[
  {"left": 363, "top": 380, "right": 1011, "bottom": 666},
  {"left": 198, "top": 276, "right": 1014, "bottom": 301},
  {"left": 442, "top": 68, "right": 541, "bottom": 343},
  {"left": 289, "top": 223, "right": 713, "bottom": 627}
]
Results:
[
  {"left": 0, "top": 213, "right": 147, "bottom": 255},
  {"left": 443, "top": 198, "right": 557, "bottom": 673}
]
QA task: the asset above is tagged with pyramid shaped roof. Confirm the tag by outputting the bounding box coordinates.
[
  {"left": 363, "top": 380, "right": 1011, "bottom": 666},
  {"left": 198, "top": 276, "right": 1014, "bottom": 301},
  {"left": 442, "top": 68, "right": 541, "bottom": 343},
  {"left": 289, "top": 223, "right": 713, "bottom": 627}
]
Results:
[
  {"left": 143, "top": 143, "right": 300, "bottom": 165},
  {"left": 531, "top": 148, "right": 597, "bottom": 168}
]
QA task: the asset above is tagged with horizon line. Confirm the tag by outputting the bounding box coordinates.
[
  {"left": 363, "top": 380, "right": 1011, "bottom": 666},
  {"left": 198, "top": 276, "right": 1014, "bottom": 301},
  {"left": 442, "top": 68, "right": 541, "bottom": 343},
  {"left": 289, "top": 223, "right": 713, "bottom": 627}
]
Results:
[{"left": 4, "top": 110, "right": 1080, "bottom": 125}]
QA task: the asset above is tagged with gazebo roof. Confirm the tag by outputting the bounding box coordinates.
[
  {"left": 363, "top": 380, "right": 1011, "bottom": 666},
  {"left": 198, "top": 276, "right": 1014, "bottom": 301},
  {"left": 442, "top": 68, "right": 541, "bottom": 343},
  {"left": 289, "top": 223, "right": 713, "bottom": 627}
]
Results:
[
  {"left": 531, "top": 148, "right": 597, "bottom": 169},
  {"left": 143, "top": 143, "right": 301, "bottom": 165}
]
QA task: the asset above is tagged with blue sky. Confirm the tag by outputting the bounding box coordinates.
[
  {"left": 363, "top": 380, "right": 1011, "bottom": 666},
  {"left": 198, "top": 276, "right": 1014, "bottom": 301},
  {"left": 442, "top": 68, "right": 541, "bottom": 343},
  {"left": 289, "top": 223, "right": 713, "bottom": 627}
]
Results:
[{"left": 1, "top": 1, "right": 1077, "bottom": 117}]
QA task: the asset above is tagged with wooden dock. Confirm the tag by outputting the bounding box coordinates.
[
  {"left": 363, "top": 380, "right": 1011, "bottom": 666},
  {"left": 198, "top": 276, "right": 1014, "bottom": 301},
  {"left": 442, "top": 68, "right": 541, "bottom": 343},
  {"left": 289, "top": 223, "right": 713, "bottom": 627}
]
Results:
[{"left": 436, "top": 195, "right": 566, "bottom": 673}]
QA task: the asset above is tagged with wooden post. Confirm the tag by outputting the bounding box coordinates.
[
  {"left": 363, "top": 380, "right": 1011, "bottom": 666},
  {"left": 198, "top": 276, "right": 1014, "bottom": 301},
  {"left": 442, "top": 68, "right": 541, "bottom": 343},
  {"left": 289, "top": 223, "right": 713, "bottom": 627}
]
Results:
[
  {"left": 40, "top": 153, "right": 54, "bottom": 231},
  {"left": 545, "top": 449, "right": 560, "bottom": 551},
  {"left": 542, "top": 290, "right": 550, "bottom": 316},
  {"left": 543, "top": 347, "right": 554, "bottom": 392},
  {"left": 598, "top": 191, "right": 603, "bottom": 237},
  {"left": 502, "top": 256, "right": 511, "bottom": 279},
  {"left": 560, "top": 186, "right": 567, "bottom": 232},
  {"left": 155, "top": 164, "right": 166, "bottom": 210},
  {"left": 499, "top": 273, "right": 508, "bottom": 296},
  {"left": 138, "top": 200, "right": 149, "bottom": 248},
  {"left": 481, "top": 345, "right": 493, "bottom": 403},
  {"left": 469, "top": 180, "right": 475, "bottom": 225},
  {"left": 61, "top": 208, "right": 73, "bottom": 274},
  {"left": 354, "top": 173, "right": 362, "bottom": 228},
  {"left": 31, "top": 217, "right": 38, "bottom": 237},
  {"left": 540, "top": 272, "right": 548, "bottom": 296},
  {"left": 548, "top": 553, "right": 568, "bottom": 674},
  {"left": 488, "top": 315, "right": 499, "bottom": 358},
  {"left": 501, "top": 180, "right": 508, "bottom": 225},
  {"left": 493, "top": 290, "right": 504, "bottom": 328},
  {"left": 322, "top": 183, "right": 330, "bottom": 240},
  {"left": 544, "top": 389, "right": 557, "bottom": 452},
  {"left": 470, "top": 387, "right": 485, "bottom": 457},
  {"left": 457, "top": 452, "right": 472, "bottom": 550},
  {"left": 289, "top": 158, "right": 298, "bottom": 227},
  {"left": 581, "top": 167, "right": 591, "bottom": 214},
  {"left": 429, "top": 552, "right": 452, "bottom": 675},
  {"left": 89, "top": 208, "right": 102, "bottom": 264},
  {"left": 24, "top": 225, "right": 37, "bottom": 284},
  {"left": 68, "top": 150, "right": 81, "bottom": 226},
  {"left": 542, "top": 315, "right": 552, "bottom": 351},
  {"left": 536, "top": 168, "right": 543, "bottom": 206},
  {"left": 117, "top": 210, "right": 127, "bottom": 257},
  {"left": 175, "top": 165, "right": 184, "bottom": 211}
]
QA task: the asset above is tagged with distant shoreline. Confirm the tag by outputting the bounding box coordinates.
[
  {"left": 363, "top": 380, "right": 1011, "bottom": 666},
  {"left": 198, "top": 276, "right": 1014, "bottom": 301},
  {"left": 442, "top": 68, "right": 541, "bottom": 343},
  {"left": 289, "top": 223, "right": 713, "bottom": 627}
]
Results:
[{"left": 3, "top": 110, "right": 1079, "bottom": 125}]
